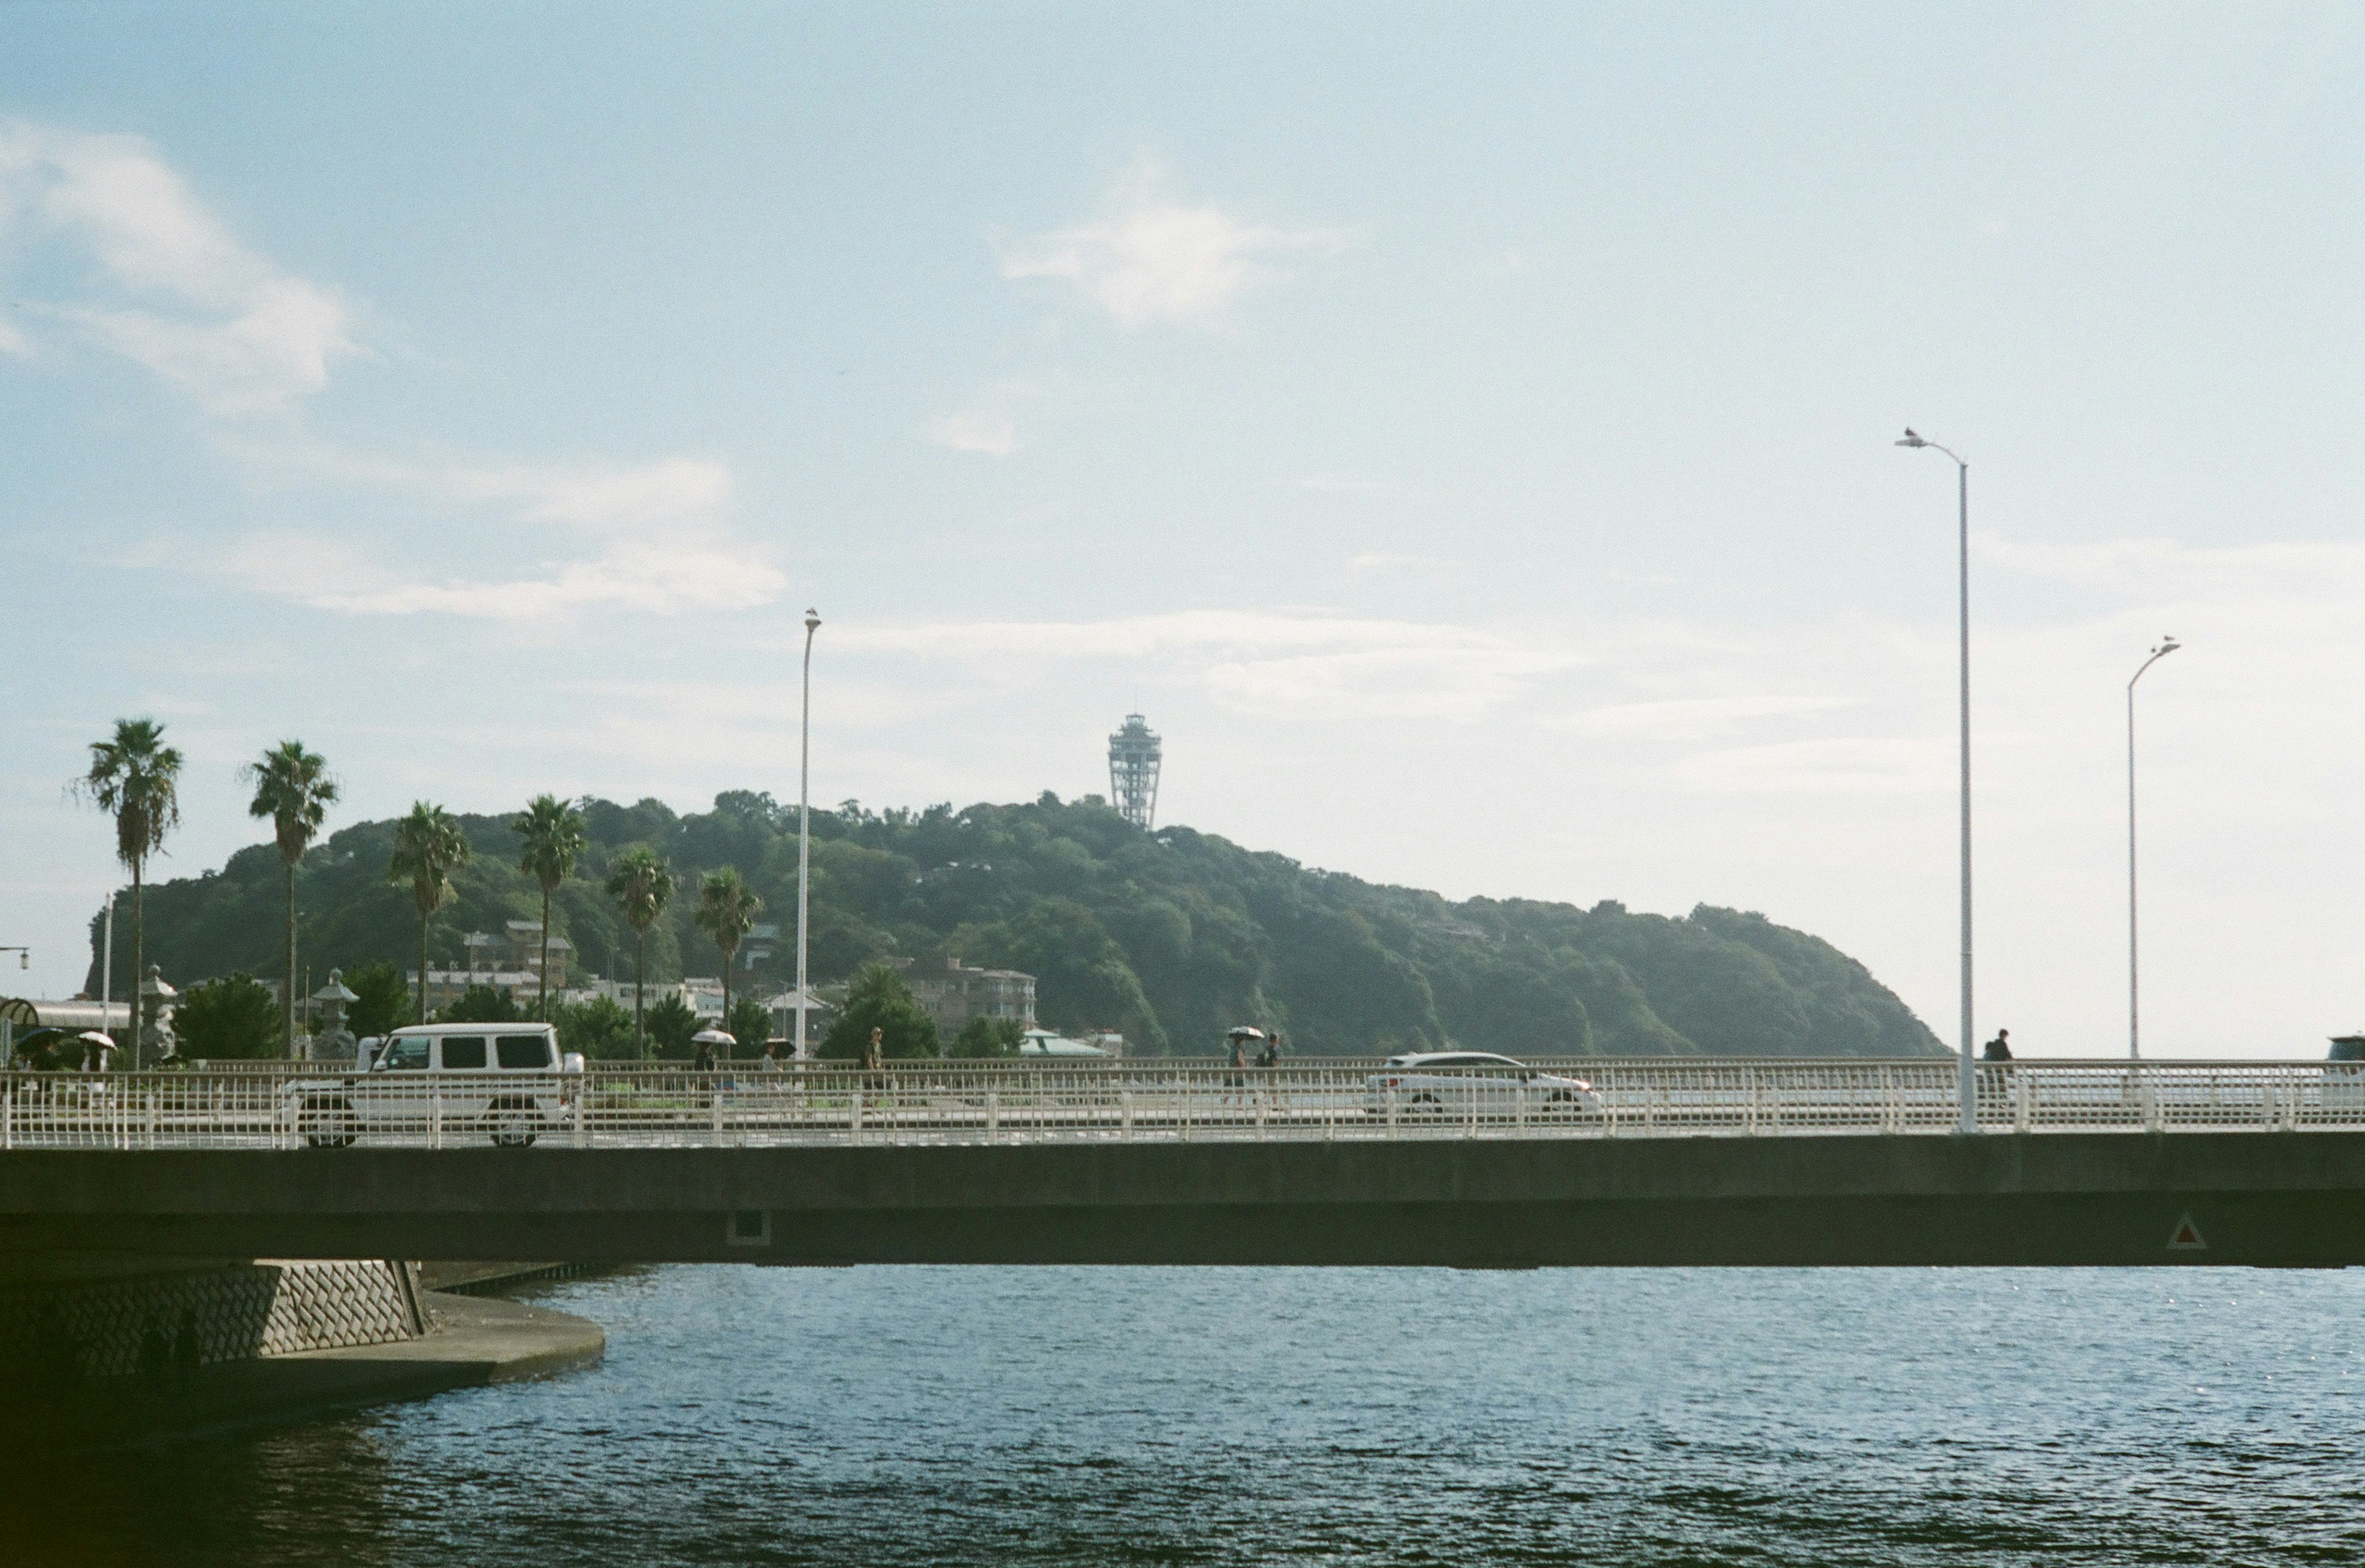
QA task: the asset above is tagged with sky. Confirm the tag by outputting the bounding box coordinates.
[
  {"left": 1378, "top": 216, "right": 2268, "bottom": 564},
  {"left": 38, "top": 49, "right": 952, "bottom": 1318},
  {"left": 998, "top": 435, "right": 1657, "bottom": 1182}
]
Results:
[{"left": 3, "top": 4, "right": 2363, "bottom": 1057}]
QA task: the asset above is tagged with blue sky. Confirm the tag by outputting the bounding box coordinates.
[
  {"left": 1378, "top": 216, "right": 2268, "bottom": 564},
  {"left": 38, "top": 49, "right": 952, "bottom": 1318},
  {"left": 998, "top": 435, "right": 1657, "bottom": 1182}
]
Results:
[{"left": 4, "top": 4, "right": 2363, "bottom": 1054}]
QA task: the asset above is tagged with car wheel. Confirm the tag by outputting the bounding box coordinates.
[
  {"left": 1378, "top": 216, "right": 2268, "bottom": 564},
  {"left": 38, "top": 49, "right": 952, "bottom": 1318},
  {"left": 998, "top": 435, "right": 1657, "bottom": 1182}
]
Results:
[
  {"left": 302, "top": 1101, "right": 358, "bottom": 1149},
  {"left": 1411, "top": 1091, "right": 1442, "bottom": 1115},
  {"left": 487, "top": 1103, "right": 540, "bottom": 1148}
]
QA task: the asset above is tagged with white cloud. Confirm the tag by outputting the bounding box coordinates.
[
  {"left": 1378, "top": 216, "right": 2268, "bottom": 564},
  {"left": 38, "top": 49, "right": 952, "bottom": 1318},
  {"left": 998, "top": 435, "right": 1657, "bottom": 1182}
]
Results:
[
  {"left": 1978, "top": 533, "right": 2365, "bottom": 599},
  {"left": 1349, "top": 552, "right": 1441, "bottom": 572},
  {"left": 1671, "top": 736, "right": 1955, "bottom": 796},
  {"left": 835, "top": 608, "right": 1582, "bottom": 718},
  {"left": 1301, "top": 474, "right": 1403, "bottom": 498},
  {"left": 1553, "top": 694, "right": 1862, "bottom": 740},
  {"left": 925, "top": 407, "right": 1018, "bottom": 457},
  {"left": 215, "top": 440, "right": 783, "bottom": 621},
  {"left": 1000, "top": 157, "right": 1348, "bottom": 328},
  {"left": 0, "top": 121, "right": 357, "bottom": 412}
]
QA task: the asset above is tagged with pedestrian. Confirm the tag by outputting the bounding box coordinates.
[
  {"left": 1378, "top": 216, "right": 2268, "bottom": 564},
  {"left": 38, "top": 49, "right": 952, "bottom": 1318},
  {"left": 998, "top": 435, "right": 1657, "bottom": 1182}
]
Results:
[
  {"left": 760, "top": 1039, "right": 781, "bottom": 1072},
  {"left": 865, "top": 1025, "right": 885, "bottom": 1073},
  {"left": 694, "top": 1035, "right": 717, "bottom": 1073},
  {"left": 1983, "top": 1028, "right": 2013, "bottom": 1062}
]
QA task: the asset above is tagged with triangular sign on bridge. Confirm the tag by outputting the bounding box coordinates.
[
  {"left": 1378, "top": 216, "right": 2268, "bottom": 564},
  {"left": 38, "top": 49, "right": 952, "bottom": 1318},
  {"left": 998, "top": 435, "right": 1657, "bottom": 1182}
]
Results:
[{"left": 2167, "top": 1213, "right": 2207, "bottom": 1251}]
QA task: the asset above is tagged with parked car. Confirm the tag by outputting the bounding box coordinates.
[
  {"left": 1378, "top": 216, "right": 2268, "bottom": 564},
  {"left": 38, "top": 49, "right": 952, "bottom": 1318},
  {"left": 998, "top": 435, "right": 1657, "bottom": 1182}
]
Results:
[
  {"left": 1363, "top": 1051, "right": 1601, "bottom": 1118},
  {"left": 2324, "top": 1035, "right": 2365, "bottom": 1113},
  {"left": 285, "top": 1024, "right": 583, "bottom": 1147}
]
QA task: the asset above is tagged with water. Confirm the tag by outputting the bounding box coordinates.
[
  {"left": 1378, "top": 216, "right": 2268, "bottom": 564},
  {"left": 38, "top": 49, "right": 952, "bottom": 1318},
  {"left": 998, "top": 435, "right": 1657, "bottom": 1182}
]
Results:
[{"left": 6, "top": 1265, "right": 2362, "bottom": 1565}]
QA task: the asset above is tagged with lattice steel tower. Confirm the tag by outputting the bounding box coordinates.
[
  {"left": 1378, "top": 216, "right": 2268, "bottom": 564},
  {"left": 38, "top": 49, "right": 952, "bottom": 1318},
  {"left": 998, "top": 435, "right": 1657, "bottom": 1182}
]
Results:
[{"left": 1107, "top": 713, "right": 1162, "bottom": 830}]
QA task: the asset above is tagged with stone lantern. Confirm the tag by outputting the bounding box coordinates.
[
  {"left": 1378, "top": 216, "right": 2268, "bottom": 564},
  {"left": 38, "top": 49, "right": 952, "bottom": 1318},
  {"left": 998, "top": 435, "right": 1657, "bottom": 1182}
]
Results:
[
  {"left": 309, "top": 969, "right": 361, "bottom": 1063},
  {"left": 139, "top": 964, "right": 179, "bottom": 1067}
]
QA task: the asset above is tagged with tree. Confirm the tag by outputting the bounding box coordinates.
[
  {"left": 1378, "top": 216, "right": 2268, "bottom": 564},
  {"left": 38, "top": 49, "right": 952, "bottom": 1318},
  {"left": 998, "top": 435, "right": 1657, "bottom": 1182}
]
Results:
[
  {"left": 74, "top": 718, "right": 183, "bottom": 1065},
  {"left": 435, "top": 984, "right": 522, "bottom": 1024},
  {"left": 512, "top": 794, "right": 588, "bottom": 1020},
  {"left": 173, "top": 973, "right": 280, "bottom": 1060},
  {"left": 387, "top": 802, "right": 470, "bottom": 1023},
  {"left": 819, "top": 962, "right": 940, "bottom": 1061},
  {"left": 552, "top": 995, "right": 636, "bottom": 1060},
  {"left": 604, "top": 844, "right": 672, "bottom": 1059},
  {"left": 240, "top": 740, "right": 338, "bottom": 1056},
  {"left": 727, "top": 995, "right": 772, "bottom": 1054},
  {"left": 693, "top": 866, "right": 762, "bottom": 1062},
  {"left": 345, "top": 960, "right": 416, "bottom": 1038},
  {"left": 644, "top": 993, "right": 699, "bottom": 1060},
  {"left": 952, "top": 1014, "right": 1025, "bottom": 1059}
]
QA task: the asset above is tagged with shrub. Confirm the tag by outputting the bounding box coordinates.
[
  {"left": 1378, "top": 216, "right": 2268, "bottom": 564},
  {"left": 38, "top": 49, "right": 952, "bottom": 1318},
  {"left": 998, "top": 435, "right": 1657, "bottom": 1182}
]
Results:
[
  {"left": 552, "top": 995, "right": 636, "bottom": 1060},
  {"left": 951, "top": 1015, "right": 1025, "bottom": 1059},
  {"left": 645, "top": 994, "right": 699, "bottom": 1060},
  {"left": 174, "top": 973, "right": 281, "bottom": 1059},
  {"left": 819, "top": 962, "right": 939, "bottom": 1061}
]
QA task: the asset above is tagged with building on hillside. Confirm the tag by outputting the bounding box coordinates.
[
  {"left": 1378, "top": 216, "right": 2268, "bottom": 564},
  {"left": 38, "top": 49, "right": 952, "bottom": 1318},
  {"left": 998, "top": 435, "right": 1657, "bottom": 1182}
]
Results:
[
  {"left": 413, "top": 921, "right": 574, "bottom": 1012},
  {"left": 898, "top": 955, "right": 1037, "bottom": 1040}
]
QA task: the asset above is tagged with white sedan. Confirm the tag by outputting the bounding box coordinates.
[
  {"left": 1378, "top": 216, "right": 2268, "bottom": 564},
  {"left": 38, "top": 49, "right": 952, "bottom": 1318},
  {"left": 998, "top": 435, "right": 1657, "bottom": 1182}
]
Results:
[{"left": 1363, "top": 1052, "right": 1601, "bottom": 1118}]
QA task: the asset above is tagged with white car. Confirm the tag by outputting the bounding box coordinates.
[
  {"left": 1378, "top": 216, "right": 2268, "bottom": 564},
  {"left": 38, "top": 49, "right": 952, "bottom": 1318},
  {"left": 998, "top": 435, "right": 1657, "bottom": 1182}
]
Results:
[
  {"left": 1364, "top": 1051, "right": 1601, "bottom": 1118},
  {"left": 286, "top": 1023, "right": 583, "bottom": 1147}
]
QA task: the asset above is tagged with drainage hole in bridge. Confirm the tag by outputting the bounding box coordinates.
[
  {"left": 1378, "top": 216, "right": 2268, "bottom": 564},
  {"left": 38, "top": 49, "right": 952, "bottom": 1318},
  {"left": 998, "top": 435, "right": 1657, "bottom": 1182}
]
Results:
[{"left": 729, "top": 1210, "right": 772, "bottom": 1247}]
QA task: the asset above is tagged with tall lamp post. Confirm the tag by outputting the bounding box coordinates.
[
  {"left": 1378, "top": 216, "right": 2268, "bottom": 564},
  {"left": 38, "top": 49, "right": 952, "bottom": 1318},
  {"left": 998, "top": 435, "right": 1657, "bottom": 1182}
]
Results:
[
  {"left": 2127, "top": 637, "right": 2180, "bottom": 1059},
  {"left": 1896, "top": 428, "right": 1978, "bottom": 1134},
  {"left": 795, "top": 607, "right": 821, "bottom": 1061}
]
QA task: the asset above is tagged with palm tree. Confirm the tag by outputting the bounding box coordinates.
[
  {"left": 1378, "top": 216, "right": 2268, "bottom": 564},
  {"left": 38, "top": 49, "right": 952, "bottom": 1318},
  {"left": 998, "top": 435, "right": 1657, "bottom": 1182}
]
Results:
[
  {"left": 693, "top": 866, "right": 763, "bottom": 1062},
  {"left": 241, "top": 740, "right": 338, "bottom": 1056},
  {"left": 387, "top": 802, "right": 471, "bottom": 1022},
  {"left": 74, "top": 719, "right": 183, "bottom": 1065},
  {"left": 604, "top": 845, "right": 672, "bottom": 1059},
  {"left": 512, "top": 794, "right": 588, "bottom": 1020}
]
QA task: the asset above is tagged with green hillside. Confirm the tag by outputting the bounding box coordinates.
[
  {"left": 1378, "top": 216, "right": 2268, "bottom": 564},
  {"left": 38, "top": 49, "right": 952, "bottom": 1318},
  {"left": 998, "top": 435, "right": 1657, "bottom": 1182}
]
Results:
[{"left": 84, "top": 791, "right": 1943, "bottom": 1059}]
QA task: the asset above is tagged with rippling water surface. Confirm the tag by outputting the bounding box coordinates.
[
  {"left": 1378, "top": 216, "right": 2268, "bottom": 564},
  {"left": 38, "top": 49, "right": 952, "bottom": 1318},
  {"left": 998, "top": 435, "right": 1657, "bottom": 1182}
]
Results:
[{"left": 8, "top": 1264, "right": 2363, "bottom": 1565}]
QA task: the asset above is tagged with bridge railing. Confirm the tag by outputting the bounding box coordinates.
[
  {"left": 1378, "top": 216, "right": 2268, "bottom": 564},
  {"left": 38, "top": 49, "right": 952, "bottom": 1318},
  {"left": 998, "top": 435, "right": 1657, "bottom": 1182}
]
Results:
[{"left": 0, "top": 1059, "right": 2355, "bottom": 1150}]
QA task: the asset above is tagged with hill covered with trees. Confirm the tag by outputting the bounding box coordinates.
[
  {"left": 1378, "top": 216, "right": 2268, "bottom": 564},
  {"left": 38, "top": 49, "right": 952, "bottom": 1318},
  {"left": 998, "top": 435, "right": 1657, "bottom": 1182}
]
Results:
[{"left": 87, "top": 791, "right": 1943, "bottom": 1059}]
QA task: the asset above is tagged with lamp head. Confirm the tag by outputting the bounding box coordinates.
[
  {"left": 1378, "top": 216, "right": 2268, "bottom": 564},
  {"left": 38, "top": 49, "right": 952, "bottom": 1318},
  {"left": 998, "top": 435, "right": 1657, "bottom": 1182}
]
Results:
[
  {"left": 2156, "top": 636, "right": 2180, "bottom": 657},
  {"left": 804, "top": 608, "right": 821, "bottom": 634},
  {"left": 1895, "top": 427, "right": 1926, "bottom": 448}
]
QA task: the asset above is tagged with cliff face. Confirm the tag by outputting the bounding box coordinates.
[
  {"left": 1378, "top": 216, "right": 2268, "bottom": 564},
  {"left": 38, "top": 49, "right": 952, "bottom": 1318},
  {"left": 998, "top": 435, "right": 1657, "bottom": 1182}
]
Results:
[{"left": 89, "top": 791, "right": 1942, "bottom": 1059}]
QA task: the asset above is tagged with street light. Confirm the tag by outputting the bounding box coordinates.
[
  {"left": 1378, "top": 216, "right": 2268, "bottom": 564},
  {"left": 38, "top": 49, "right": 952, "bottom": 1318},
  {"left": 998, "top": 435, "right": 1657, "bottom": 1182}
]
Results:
[
  {"left": 795, "top": 607, "right": 821, "bottom": 1061},
  {"left": 1896, "top": 427, "right": 1978, "bottom": 1134},
  {"left": 2127, "top": 636, "right": 2181, "bottom": 1059}
]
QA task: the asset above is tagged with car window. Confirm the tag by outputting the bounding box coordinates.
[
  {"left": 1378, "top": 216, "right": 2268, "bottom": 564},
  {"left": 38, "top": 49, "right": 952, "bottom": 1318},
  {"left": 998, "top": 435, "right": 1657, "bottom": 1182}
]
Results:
[
  {"left": 382, "top": 1037, "right": 429, "bottom": 1071},
  {"left": 2331, "top": 1040, "right": 2365, "bottom": 1063},
  {"left": 496, "top": 1034, "right": 551, "bottom": 1069},
  {"left": 439, "top": 1037, "right": 488, "bottom": 1070}
]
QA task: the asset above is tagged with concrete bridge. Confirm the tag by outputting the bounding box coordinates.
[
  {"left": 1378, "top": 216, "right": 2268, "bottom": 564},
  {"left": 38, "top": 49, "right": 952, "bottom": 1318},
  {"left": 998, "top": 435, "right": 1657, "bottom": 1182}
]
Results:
[{"left": 4, "top": 1060, "right": 2361, "bottom": 1268}]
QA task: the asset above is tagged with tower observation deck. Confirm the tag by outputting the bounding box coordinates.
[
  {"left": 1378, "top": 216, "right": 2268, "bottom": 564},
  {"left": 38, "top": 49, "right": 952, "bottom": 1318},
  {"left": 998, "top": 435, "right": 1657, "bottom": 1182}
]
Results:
[{"left": 1107, "top": 713, "right": 1162, "bottom": 830}]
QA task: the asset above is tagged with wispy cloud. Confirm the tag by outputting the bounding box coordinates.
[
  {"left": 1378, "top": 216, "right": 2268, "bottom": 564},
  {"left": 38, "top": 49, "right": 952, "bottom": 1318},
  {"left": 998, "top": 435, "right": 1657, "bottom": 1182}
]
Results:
[
  {"left": 1000, "top": 157, "right": 1348, "bottom": 328},
  {"left": 0, "top": 121, "right": 780, "bottom": 623},
  {"left": 0, "top": 121, "right": 357, "bottom": 413},
  {"left": 923, "top": 380, "right": 1033, "bottom": 458},
  {"left": 1978, "top": 533, "right": 2365, "bottom": 599},
  {"left": 836, "top": 608, "right": 1582, "bottom": 719},
  {"left": 1553, "top": 695, "right": 1862, "bottom": 741},
  {"left": 216, "top": 440, "right": 783, "bottom": 620}
]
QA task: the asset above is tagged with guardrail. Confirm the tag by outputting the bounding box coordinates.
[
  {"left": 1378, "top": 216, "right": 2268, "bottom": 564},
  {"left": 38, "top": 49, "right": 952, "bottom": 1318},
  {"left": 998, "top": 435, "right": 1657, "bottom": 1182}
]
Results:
[{"left": 1, "top": 1059, "right": 2359, "bottom": 1151}]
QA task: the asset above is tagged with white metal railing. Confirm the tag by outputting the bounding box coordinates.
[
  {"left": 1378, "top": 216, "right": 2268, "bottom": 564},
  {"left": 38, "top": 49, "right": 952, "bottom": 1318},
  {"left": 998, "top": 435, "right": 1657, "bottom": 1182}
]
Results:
[{"left": 1, "top": 1059, "right": 2361, "bottom": 1151}]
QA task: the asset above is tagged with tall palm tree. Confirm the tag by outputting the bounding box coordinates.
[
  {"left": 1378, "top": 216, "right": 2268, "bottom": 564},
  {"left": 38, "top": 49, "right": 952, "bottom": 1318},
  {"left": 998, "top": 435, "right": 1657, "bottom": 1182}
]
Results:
[
  {"left": 241, "top": 740, "right": 338, "bottom": 1056},
  {"left": 74, "top": 719, "right": 182, "bottom": 1065},
  {"left": 693, "top": 866, "right": 762, "bottom": 1062},
  {"left": 604, "top": 845, "right": 671, "bottom": 1059},
  {"left": 387, "top": 802, "right": 470, "bottom": 1023},
  {"left": 512, "top": 794, "right": 588, "bottom": 1020}
]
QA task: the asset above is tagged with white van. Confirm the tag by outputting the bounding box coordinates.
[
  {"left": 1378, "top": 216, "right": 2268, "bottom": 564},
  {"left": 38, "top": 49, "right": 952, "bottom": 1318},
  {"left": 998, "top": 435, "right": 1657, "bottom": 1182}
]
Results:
[{"left": 286, "top": 1023, "right": 583, "bottom": 1147}]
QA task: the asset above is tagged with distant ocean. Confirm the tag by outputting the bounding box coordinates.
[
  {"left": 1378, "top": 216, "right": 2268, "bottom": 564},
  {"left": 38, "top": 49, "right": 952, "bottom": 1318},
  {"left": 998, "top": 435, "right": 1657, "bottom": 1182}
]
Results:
[{"left": 10, "top": 1263, "right": 2359, "bottom": 1565}]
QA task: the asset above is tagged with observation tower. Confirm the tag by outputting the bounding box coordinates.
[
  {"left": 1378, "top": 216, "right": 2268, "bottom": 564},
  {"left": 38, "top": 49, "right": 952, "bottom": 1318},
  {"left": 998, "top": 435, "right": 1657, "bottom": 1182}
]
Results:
[{"left": 1107, "top": 714, "right": 1162, "bottom": 830}]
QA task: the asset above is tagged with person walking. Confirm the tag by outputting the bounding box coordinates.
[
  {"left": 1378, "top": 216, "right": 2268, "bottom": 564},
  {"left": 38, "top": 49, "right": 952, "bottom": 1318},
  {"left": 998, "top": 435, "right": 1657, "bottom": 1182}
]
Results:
[
  {"left": 694, "top": 1035, "right": 717, "bottom": 1073},
  {"left": 864, "top": 1025, "right": 885, "bottom": 1072},
  {"left": 760, "top": 1039, "right": 781, "bottom": 1072},
  {"left": 1983, "top": 1029, "right": 2013, "bottom": 1061}
]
